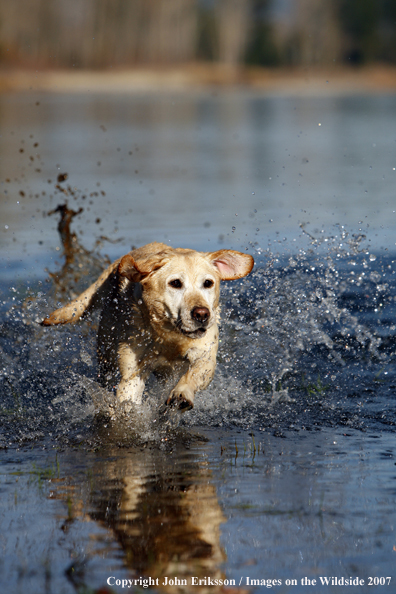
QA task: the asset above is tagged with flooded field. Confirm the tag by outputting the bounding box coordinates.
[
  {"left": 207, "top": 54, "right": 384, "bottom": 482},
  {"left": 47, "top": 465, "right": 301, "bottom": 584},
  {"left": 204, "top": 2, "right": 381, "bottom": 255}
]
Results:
[{"left": 0, "top": 90, "right": 396, "bottom": 593}]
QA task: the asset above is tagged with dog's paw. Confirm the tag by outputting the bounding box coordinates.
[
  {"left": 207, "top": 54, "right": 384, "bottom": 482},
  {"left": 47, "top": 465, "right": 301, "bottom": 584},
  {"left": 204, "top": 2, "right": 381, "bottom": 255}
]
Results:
[{"left": 166, "top": 386, "right": 194, "bottom": 412}]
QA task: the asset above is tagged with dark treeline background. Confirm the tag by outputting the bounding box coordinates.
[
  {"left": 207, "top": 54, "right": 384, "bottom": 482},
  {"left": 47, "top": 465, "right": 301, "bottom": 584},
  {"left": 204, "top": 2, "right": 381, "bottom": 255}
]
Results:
[{"left": 1, "top": 0, "right": 396, "bottom": 70}]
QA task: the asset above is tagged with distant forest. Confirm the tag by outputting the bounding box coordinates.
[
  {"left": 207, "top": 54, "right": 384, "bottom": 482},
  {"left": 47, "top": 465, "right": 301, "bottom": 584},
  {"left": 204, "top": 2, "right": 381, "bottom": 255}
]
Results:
[{"left": 1, "top": 0, "right": 396, "bottom": 69}]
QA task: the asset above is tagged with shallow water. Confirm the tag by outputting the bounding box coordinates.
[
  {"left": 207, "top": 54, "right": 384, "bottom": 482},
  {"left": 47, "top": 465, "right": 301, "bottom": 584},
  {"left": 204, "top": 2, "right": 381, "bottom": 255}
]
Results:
[
  {"left": 0, "top": 90, "right": 396, "bottom": 593},
  {"left": 1, "top": 92, "right": 396, "bottom": 270},
  {"left": 1, "top": 429, "right": 396, "bottom": 593}
]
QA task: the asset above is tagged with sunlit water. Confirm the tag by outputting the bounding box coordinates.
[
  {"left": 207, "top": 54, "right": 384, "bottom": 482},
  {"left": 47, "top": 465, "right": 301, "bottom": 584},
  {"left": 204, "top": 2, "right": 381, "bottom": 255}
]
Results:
[{"left": 0, "top": 91, "right": 396, "bottom": 593}]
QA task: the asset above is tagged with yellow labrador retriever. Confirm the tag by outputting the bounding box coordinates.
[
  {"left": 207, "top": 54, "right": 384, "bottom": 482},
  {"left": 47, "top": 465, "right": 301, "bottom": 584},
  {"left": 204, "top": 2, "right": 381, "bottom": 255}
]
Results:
[{"left": 42, "top": 242, "right": 254, "bottom": 412}]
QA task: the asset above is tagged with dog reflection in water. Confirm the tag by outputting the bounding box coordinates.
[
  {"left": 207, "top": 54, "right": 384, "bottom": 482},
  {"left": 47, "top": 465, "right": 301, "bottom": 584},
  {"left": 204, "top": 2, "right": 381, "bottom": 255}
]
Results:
[
  {"left": 59, "top": 444, "right": 231, "bottom": 591},
  {"left": 42, "top": 242, "right": 253, "bottom": 415}
]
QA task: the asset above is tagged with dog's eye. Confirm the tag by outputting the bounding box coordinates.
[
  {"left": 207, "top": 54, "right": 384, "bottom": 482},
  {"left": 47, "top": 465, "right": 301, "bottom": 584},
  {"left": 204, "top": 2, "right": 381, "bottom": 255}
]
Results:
[
  {"left": 203, "top": 279, "right": 214, "bottom": 288},
  {"left": 169, "top": 279, "right": 183, "bottom": 289}
]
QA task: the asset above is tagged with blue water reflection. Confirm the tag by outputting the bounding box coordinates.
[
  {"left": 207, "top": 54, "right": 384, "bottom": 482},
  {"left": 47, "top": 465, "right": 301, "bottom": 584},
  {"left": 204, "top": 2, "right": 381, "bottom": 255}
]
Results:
[{"left": 0, "top": 92, "right": 395, "bottom": 282}]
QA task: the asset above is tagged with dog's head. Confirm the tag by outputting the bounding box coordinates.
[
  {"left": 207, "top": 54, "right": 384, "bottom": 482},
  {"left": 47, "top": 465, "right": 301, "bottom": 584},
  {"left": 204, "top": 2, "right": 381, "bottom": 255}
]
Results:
[{"left": 118, "top": 243, "right": 254, "bottom": 340}]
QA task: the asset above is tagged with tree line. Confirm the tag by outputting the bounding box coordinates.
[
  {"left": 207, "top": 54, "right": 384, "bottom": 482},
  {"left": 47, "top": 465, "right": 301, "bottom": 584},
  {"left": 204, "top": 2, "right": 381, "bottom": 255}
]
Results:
[{"left": 1, "top": 0, "right": 395, "bottom": 69}]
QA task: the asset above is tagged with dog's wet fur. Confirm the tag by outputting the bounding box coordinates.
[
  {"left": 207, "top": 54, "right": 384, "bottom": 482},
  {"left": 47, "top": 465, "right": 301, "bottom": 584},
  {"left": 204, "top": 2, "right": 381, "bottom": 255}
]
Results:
[{"left": 42, "top": 242, "right": 254, "bottom": 412}]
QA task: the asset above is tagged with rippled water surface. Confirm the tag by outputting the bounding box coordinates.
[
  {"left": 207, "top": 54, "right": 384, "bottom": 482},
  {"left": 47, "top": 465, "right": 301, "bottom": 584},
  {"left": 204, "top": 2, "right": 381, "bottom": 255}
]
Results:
[{"left": 0, "top": 90, "right": 396, "bottom": 593}]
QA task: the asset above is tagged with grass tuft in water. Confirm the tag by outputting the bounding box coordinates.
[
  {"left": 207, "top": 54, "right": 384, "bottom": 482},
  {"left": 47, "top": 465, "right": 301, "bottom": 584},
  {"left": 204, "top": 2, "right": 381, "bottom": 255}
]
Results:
[{"left": 302, "top": 374, "right": 330, "bottom": 398}]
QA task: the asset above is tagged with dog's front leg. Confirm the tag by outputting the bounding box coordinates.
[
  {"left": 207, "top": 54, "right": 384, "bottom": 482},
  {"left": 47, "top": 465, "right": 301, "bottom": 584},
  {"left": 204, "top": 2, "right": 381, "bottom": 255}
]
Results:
[
  {"left": 116, "top": 342, "right": 167, "bottom": 405},
  {"left": 116, "top": 343, "right": 147, "bottom": 405},
  {"left": 166, "top": 342, "right": 218, "bottom": 411},
  {"left": 117, "top": 375, "right": 146, "bottom": 404}
]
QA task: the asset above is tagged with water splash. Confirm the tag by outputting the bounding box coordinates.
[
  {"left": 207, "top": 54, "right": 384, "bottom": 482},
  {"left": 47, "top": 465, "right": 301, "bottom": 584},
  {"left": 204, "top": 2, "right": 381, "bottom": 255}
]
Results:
[
  {"left": 0, "top": 215, "right": 395, "bottom": 447},
  {"left": 188, "top": 227, "right": 395, "bottom": 429}
]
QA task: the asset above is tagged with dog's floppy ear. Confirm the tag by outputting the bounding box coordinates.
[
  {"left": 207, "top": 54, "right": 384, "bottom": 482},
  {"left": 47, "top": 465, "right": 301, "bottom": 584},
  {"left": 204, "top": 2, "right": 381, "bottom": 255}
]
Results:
[
  {"left": 118, "top": 254, "right": 148, "bottom": 283},
  {"left": 207, "top": 249, "right": 254, "bottom": 280},
  {"left": 118, "top": 243, "right": 171, "bottom": 282}
]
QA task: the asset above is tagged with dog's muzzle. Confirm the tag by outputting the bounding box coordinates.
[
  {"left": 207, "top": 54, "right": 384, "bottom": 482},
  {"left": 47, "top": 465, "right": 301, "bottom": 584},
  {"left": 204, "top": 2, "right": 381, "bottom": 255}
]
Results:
[{"left": 176, "top": 306, "right": 210, "bottom": 338}]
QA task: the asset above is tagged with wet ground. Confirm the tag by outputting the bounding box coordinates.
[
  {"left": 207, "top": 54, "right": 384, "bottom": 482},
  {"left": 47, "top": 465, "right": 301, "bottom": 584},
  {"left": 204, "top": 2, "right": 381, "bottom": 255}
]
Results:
[{"left": 0, "top": 91, "right": 396, "bottom": 593}]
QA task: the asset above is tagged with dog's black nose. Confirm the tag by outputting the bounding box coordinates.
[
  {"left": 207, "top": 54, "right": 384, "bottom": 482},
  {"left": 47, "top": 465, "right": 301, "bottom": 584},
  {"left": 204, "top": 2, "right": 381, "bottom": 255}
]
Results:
[{"left": 191, "top": 307, "right": 210, "bottom": 323}]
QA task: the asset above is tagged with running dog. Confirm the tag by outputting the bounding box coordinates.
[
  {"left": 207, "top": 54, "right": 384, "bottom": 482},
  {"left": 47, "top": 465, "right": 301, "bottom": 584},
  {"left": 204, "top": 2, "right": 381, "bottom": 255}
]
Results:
[{"left": 42, "top": 242, "right": 254, "bottom": 412}]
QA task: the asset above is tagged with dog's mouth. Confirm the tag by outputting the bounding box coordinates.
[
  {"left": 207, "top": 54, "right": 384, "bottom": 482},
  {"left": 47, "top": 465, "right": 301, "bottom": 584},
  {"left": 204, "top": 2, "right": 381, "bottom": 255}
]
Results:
[
  {"left": 180, "top": 327, "right": 207, "bottom": 338},
  {"left": 174, "top": 314, "right": 209, "bottom": 338}
]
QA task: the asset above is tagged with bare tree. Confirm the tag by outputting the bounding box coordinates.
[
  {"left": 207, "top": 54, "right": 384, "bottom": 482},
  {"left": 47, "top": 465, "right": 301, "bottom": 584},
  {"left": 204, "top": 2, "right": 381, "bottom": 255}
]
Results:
[
  {"left": 216, "top": 0, "right": 251, "bottom": 66},
  {"left": 290, "top": 0, "right": 343, "bottom": 66},
  {"left": 0, "top": 0, "right": 198, "bottom": 68}
]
